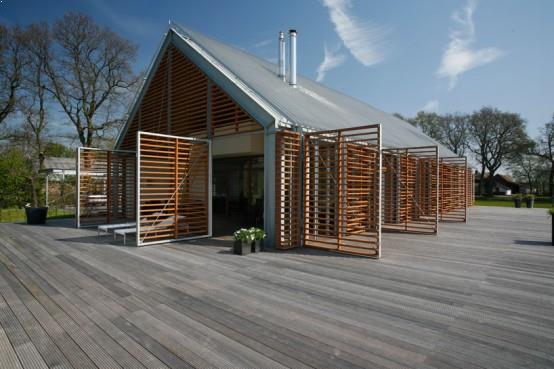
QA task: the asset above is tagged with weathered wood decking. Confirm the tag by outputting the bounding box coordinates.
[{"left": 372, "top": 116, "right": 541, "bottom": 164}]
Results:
[{"left": 0, "top": 206, "right": 553, "bottom": 369}]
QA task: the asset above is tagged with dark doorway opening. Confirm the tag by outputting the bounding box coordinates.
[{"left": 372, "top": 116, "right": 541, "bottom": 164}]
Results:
[{"left": 212, "top": 156, "right": 264, "bottom": 237}]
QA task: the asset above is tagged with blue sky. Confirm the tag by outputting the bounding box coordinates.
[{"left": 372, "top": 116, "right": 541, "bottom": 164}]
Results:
[{"left": 2, "top": 0, "right": 553, "bottom": 136}]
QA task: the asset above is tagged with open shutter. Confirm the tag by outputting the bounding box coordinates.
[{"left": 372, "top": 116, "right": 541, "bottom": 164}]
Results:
[
  {"left": 304, "top": 125, "right": 381, "bottom": 258},
  {"left": 439, "top": 156, "right": 467, "bottom": 222},
  {"left": 137, "top": 131, "right": 211, "bottom": 245},
  {"left": 382, "top": 146, "right": 439, "bottom": 234},
  {"left": 77, "top": 148, "right": 136, "bottom": 228}
]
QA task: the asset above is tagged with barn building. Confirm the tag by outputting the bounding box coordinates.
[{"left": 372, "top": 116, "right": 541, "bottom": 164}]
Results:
[{"left": 76, "top": 24, "right": 472, "bottom": 257}]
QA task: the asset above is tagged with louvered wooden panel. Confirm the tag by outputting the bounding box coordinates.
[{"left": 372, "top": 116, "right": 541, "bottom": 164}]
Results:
[
  {"left": 304, "top": 125, "right": 381, "bottom": 258},
  {"left": 170, "top": 46, "right": 209, "bottom": 138},
  {"left": 275, "top": 130, "right": 302, "bottom": 249},
  {"left": 138, "top": 132, "right": 210, "bottom": 245},
  {"left": 120, "top": 45, "right": 261, "bottom": 150},
  {"left": 467, "top": 170, "right": 475, "bottom": 207},
  {"left": 382, "top": 146, "right": 438, "bottom": 234},
  {"left": 78, "top": 148, "right": 136, "bottom": 227},
  {"left": 211, "top": 84, "right": 260, "bottom": 136},
  {"left": 440, "top": 156, "right": 467, "bottom": 222}
]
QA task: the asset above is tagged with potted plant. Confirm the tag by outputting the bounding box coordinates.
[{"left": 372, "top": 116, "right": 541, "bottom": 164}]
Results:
[
  {"left": 233, "top": 228, "right": 253, "bottom": 255},
  {"left": 513, "top": 194, "right": 522, "bottom": 208},
  {"left": 250, "top": 227, "right": 266, "bottom": 252},
  {"left": 24, "top": 202, "right": 48, "bottom": 225},
  {"left": 524, "top": 194, "right": 535, "bottom": 209}
]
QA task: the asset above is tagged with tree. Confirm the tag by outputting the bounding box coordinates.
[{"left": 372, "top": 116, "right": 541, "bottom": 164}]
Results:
[
  {"left": 0, "top": 147, "right": 30, "bottom": 209},
  {"left": 0, "top": 24, "right": 25, "bottom": 128},
  {"left": 469, "top": 107, "right": 531, "bottom": 195},
  {"left": 43, "top": 13, "right": 139, "bottom": 147},
  {"left": 408, "top": 111, "right": 444, "bottom": 142},
  {"left": 14, "top": 23, "right": 52, "bottom": 206},
  {"left": 509, "top": 152, "right": 546, "bottom": 194},
  {"left": 397, "top": 111, "right": 470, "bottom": 156},
  {"left": 441, "top": 113, "right": 470, "bottom": 156},
  {"left": 534, "top": 115, "right": 554, "bottom": 197}
]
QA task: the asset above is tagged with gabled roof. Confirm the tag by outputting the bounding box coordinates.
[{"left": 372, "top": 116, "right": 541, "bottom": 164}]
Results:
[{"left": 117, "top": 23, "right": 457, "bottom": 156}]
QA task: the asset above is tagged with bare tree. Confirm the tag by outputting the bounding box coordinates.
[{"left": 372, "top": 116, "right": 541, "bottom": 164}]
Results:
[
  {"left": 509, "top": 152, "right": 546, "bottom": 195},
  {"left": 469, "top": 107, "right": 530, "bottom": 195},
  {"left": 43, "top": 13, "right": 139, "bottom": 147},
  {"left": 534, "top": 115, "right": 554, "bottom": 197},
  {"left": 0, "top": 24, "right": 25, "bottom": 128},
  {"left": 442, "top": 113, "right": 470, "bottom": 156},
  {"left": 14, "top": 23, "right": 52, "bottom": 206}
]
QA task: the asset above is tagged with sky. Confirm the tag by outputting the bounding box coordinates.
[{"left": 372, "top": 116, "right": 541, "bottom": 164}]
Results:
[{"left": 1, "top": 0, "right": 553, "bottom": 137}]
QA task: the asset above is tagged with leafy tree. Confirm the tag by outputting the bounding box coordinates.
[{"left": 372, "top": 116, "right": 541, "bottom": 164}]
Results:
[
  {"left": 0, "top": 147, "right": 30, "bottom": 208},
  {"left": 469, "top": 107, "right": 531, "bottom": 195},
  {"left": 44, "top": 142, "right": 75, "bottom": 158},
  {"left": 408, "top": 111, "right": 444, "bottom": 142},
  {"left": 43, "top": 13, "right": 139, "bottom": 147}
]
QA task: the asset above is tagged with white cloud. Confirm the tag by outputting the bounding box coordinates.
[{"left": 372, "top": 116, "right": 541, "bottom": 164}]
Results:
[
  {"left": 322, "top": 0, "right": 389, "bottom": 67},
  {"left": 421, "top": 99, "right": 439, "bottom": 113},
  {"left": 438, "top": 0, "right": 503, "bottom": 89},
  {"left": 316, "top": 44, "right": 346, "bottom": 82},
  {"left": 253, "top": 39, "right": 272, "bottom": 49}
]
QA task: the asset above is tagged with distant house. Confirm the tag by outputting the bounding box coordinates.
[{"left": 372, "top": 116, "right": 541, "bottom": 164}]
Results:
[{"left": 475, "top": 171, "right": 520, "bottom": 195}]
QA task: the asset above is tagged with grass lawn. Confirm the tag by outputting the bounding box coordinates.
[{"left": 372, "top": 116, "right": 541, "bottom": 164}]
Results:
[
  {"left": 0, "top": 207, "right": 74, "bottom": 223},
  {"left": 475, "top": 198, "right": 553, "bottom": 209}
]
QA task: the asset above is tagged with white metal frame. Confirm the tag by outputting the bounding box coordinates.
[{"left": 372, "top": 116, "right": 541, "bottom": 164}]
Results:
[{"left": 136, "top": 131, "right": 212, "bottom": 247}]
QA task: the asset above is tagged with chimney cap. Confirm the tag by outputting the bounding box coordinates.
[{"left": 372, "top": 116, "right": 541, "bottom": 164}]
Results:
[{"left": 289, "top": 29, "right": 297, "bottom": 34}]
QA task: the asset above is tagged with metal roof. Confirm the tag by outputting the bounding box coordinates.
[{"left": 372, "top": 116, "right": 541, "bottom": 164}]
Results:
[{"left": 170, "top": 24, "right": 457, "bottom": 157}]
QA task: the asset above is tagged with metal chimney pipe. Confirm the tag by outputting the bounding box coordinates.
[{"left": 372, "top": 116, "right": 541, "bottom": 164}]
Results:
[
  {"left": 289, "top": 29, "right": 297, "bottom": 87},
  {"left": 278, "top": 31, "right": 285, "bottom": 80}
]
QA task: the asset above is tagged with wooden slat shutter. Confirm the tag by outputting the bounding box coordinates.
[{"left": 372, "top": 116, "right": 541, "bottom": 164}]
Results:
[
  {"left": 275, "top": 130, "right": 302, "bottom": 249},
  {"left": 77, "top": 148, "right": 136, "bottom": 228},
  {"left": 439, "top": 156, "right": 468, "bottom": 222},
  {"left": 382, "top": 146, "right": 439, "bottom": 234},
  {"left": 304, "top": 125, "right": 381, "bottom": 258},
  {"left": 137, "top": 132, "right": 210, "bottom": 245}
]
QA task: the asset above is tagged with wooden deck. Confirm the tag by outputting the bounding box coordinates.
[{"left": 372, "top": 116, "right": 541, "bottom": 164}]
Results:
[{"left": 0, "top": 206, "right": 553, "bottom": 369}]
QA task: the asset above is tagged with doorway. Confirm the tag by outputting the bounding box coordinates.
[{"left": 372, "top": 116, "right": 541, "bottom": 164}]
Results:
[{"left": 212, "top": 156, "right": 264, "bottom": 237}]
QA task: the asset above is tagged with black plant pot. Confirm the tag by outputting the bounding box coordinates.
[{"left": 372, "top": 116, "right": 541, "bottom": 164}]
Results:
[
  {"left": 25, "top": 207, "right": 48, "bottom": 225},
  {"left": 252, "top": 240, "right": 264, "bottom": 253},
  {"left": 525, "top": 198, "right": 534, "bottom": 208},
  {"left": 233, "top": 240, "right": 251, "bottom": 255},
  {"left": 514, "top": 198, "right": 522, "bottom": 208}
]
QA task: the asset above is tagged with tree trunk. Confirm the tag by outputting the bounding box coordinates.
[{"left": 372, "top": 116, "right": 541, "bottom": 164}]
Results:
[
  {"left": 29, "top": 176, "right": 39, "bottom": 207},
  {"left": 549, "top": 163, "right": 554, "bottom": 204},
  {"left": 486, "top": 171, "right": 495, "bottom": 195},
  {"left": 479, "top": 165, "right": 486, "bottom": 196}
]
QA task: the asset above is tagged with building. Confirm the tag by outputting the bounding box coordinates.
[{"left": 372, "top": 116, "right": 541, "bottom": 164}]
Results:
[{"left": 77, "top": 24, "right": 471, "bottom": 257}]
